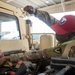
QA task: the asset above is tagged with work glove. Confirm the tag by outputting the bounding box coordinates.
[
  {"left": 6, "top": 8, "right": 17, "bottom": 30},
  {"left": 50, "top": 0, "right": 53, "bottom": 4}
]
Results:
[{"left": 23, "top": 6, "right": 36, "bottom": 14}]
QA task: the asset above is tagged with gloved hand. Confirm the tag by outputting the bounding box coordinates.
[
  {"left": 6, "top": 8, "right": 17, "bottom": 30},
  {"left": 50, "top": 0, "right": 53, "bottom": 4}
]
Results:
[{"left": 23, "top": 6, "right": 36, "bottom": 14}]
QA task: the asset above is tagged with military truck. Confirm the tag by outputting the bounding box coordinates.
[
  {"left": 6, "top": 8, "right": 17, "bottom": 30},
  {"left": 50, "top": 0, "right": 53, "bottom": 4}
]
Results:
[
  {"left": 0, "top": 1, "right": 57, "bottom": 74},
  {"left": 0, "top": 0, "right": 75, "bottom": 75}
]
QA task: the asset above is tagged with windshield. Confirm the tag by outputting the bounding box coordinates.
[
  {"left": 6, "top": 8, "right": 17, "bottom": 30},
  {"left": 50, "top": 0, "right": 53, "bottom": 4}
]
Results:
[{"left": 0, "top": 12, "right": 21, "bottom": 40}]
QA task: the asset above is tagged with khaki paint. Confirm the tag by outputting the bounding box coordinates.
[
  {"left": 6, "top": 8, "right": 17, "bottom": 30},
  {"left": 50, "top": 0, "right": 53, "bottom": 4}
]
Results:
[{"left": 0, "top": 1, "right": 29, "bottom": 51}]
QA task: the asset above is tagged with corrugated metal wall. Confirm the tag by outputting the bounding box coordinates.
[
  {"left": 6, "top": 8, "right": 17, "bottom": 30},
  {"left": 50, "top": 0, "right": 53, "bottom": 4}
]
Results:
[
  {"left": 39, "top": 2, "right": 75, "bottom": 14},
  {"left": 66, "top": 2, "right": 75, "bottom": 11}
]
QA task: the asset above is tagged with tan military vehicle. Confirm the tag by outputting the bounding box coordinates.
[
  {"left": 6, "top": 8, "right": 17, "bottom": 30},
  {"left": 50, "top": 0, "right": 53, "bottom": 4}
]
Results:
[{"left": 0, "top": 1, "right": 75, "bottom": 75}]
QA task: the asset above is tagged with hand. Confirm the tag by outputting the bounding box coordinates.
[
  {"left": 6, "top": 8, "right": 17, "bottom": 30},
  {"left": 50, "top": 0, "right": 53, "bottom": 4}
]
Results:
[
  {"left": 23, "top": 6, "right": 36, "bottom": 14},
  {"left": 0, "top": 56, "right": 10, "bottom": 66},
  {"left": 0, "top": 50, "right": 4, "bottom": 58}
]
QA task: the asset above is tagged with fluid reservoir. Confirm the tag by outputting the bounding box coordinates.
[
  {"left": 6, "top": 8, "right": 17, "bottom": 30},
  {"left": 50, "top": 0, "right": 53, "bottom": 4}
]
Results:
[{"left": 40, "top": 34, "right": 55, "bottom": 50}]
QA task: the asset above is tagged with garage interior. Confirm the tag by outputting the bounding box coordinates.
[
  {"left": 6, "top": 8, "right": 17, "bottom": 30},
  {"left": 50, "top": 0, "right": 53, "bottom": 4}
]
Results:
[{"left": 1, "top": 0, "right": 75, "bottom": 14}]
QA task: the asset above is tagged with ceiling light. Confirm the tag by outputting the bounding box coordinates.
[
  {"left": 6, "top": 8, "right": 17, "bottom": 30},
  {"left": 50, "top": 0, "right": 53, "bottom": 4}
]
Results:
[{"left": 46, "top": 0, "right": 49, "bottom": 3}]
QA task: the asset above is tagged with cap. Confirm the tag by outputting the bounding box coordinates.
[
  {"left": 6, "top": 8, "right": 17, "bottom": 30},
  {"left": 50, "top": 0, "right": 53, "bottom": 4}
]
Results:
[{"left": 51, "top": 15, "right": 75, "bottom": 35}]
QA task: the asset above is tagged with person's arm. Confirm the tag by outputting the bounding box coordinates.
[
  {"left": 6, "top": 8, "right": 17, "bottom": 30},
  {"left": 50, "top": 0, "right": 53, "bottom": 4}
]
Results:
[
  {"left": 24, "top": 6, "right": 58, "bottom": 26},
  {"left": 35, "top": 10, "right": 58, "bottom": 26}
]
